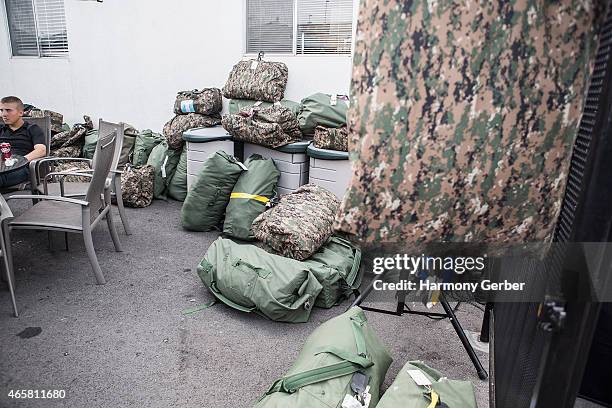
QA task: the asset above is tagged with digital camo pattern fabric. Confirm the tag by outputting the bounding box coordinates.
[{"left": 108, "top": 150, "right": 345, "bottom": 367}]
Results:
[
  {"left": 121, "top": 165, "right": 155, "bottom": 208},
  {"left": 162, "top": 113, "right": 221, "bottom": 150},
  {"left": 173, "top": 88, "right": 222, "bottom": 115},
  {"left": 26, "top": 108, "right": 64, "bottom": 135},
  {"left": 222, "top": 104, "right": 302, "bottom": 149},
  {"left": 252, "top": 184, "right": 341, "bottom": 261},
  {"left": 52, "top": 161, "right": 91, "bottom": 183},
  {"left": 336, "top": 0, "right": 604, "bottom": 243},
  {"left": 50, "top": 115, "right": 93, "bottom": 157},
  {"left": 313, "top": 125, "right": 348, "bottom": 152},
  {"left": 222, "top": 59, "right": 288, "bottom": 102}
]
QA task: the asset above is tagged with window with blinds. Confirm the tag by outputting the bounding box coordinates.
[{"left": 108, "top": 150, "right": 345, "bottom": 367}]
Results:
[
  {"left": 246, "top": 0, "right": 353, "bottom": 55},
  {"left": 4, "top": 0, "right": 69, "bottom": 57}
]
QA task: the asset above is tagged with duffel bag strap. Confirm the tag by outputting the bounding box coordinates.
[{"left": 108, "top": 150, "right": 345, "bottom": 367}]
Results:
[
  {"left": 200, "top": 259, "right": 256, "bottom": 313},
  {"left": 266, "top": 315, "right": 371, "bottom": 394}
]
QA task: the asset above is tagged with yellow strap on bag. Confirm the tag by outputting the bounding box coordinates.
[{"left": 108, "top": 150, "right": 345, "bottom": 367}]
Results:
[
  {"left": 230, "top": 192, "right": 269, "bottom": 204},
  {"left": 426, "top": 390, "right": 440, "bottom": 408}
]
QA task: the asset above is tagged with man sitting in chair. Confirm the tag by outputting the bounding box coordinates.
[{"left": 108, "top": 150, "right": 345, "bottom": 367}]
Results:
[{"left": 0, "top": 96, "right": 47, "bottom": 187}]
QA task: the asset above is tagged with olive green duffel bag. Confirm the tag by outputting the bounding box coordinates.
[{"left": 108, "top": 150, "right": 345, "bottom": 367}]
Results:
[
  {"left": 181, "top": 151, "right": 244, "bottom": 231},
  {"left": 254, "top": 306, "right": 392, "bottom": 407},
  {"left": 228, "top": 99, "right": 301, "bottom": 116},
  {"left": 133, "top": 129, "right": 165, "bottom": 166},
  {"left": 223, "top": 154, "right": 279, "bottom": 240},
  {"left": 146, "top": 141, "right": 182, "bottom": 199},
  {"left": 304, "top": 236, "right": 362, "bottom": 309},
  {"left": 197, "top": 238, "right": 322, "bottom": 323},
  {"left": 167, "top": 148, "right": 188, "bottom": 202},
  {"left": 377, "top": 361, "right": 477, "bottom": 408},
  {"left": 298, "top": 93, "right": 349, "bottom": 136}
]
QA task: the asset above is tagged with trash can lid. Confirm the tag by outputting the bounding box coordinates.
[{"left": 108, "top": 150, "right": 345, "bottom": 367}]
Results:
[
  {"left": 307, "top": 144, "right": 349, "bottom": 160},
  {"left": 182, "top": 126, "right": 232, "bottom": 142},
  {"left": 276, "top": 140, "right": 311, "bottom": 153}
]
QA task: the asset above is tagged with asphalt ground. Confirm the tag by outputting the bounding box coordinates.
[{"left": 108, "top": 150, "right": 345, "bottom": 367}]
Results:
[{"left": 0, "top": 197, "right": 489, "bottom": 408}]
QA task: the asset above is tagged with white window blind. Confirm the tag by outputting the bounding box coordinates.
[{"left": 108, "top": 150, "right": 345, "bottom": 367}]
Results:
[
  {"left": 4, "top": 0, "right": 69, "bottom": 57},
  {"left": 246, "top": 0, "right": 353, "bottom": 55}
]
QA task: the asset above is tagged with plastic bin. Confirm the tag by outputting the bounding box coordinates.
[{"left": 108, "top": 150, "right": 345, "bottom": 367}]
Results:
[
  {"left": 306, "top": 144, "right": 351, "bottom": 199},
  {"left": 183, "top": 126, "right": 234, "bottom": 190}
]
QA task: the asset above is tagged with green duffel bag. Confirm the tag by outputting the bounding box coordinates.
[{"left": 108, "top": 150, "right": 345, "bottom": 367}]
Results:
[
  {"left": 255, "top": 306, "right": 393, "bottom": 407},
  {"left": 377, "top": 361, "right": 477, "bottom": 408},
  {"left": 228, "top": 99, "right": 301, "bottom": 116},
  {"left": 197, "top": 238, "right": 322, "bottom": 323},
  {"left": 132, "top": 129, "right": 164, "bottom": 166},
  {"left": 146, "top": 140, "right": 182, "bottom": 199},
  {"left": 304, "top": 236, "right": 362, "bottom": 309},
  {"left": 82, "top": 129, "right": 98, "bottom": 159},
  {"left": 298, "top": 93, "right": 349, "bottom": 136},
  {"left": 181, "top": 151, "right": 244, "bottom": 231},
  {"left": 167, "top": 148, "right": 188, "bottom": 201},
  {"left": 223, "top": 154, "right": 279, "bottom": 240},
  {"left": 118, "top": 125, "right": 138, "bottom": 169}
]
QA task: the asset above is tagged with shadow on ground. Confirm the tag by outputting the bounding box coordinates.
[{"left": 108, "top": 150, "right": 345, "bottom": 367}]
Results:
[{"left": 0, "top": 198, "right": 489, "bottom": 407}]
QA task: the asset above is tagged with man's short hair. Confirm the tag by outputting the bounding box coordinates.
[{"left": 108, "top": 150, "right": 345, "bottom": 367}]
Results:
[{"left": 0, "top": 96, "right": 24, "bottom": 111}]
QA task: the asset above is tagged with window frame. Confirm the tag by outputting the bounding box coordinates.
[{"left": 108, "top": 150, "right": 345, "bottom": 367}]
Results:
[
  {"left": 243, "top": 0, "right": 357, "bottom": 57},
  {"left": 2, "top": 0, "right": 69, "bottom": 59}
]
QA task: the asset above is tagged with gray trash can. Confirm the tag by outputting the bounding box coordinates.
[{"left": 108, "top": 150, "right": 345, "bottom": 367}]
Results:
[
  {"left": 307, "top": 144, "right": 351, "bottom": 199},
  {"left": 183, "top": 126, "right": 233, "bottom": 190}
]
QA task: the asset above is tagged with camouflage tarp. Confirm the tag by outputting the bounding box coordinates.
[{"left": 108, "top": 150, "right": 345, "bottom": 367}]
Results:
[
  {"left": 163, "top": 113, "right": 221, "bottom": 151},
  {"left": 252, "top": 184, "right": 341, "bottom": 261},
  {"left": 173, "top": 88, "right": 222, "bottom": 115},
  {"left": 222, "top": 58, "right": 288, "bottom": 103},
  {"left": 121, "top": 165, "right": 155, "bottom": 208},
  {"left": 313, "top": 125, "right": 348, "bottom": 152},
  {"left": 335, "top": 0, "right": 604, "bottom": 243},
  {"left": 25, "top": 106, "right": 64, "bottom": 134},
  {"left": 222, "top": 104, "right": 302, "bottom": 149}
]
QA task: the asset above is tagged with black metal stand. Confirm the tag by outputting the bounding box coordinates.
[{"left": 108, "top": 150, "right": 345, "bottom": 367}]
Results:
[{"left": 351, "top": 274, "right": 489, "bottom": 380}]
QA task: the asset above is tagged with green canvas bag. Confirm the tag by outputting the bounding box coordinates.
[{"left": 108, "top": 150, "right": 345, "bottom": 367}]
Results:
[
  {"left": 377, "top": 361, "right": 477, "bottom": 408},
  {"left": 304, "top": 236, "right": 362, "bottom": 309},
  {"left": 298, "top": 93, "right": 349, "bottom": 136},
  {"left": 132, "top": 129, "right": 164, "bottom": 167},
  {"left": 228, "top": 99, "right": 301, "bottom": 116},
  {"left": 223, "top": 154, "right": 279, "bottom": 240},
  {"left": 167, "top": 148, "right": 188, "bottom": 202},
  {"left": 197, "top": 238, "right": 322, "bottom": 323},
  {"left": 146, "top": 140, "right": 182, "bottom": 199},
  {"left": 82, "top": 129, "right": 98, "bottom": 159},
  {"left": 255, "top": 306, "right": 392, "bottom": 407},
  {"left": 181, "top": 151, "right": 244, "bottom": 231}
]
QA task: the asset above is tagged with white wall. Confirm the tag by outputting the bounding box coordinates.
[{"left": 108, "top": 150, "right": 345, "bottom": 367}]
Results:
[{"left": 0, "top": 0, "right": 355, "bottom": 131}]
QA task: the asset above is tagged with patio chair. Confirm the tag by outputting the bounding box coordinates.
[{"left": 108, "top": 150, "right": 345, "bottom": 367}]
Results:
[
  {"left": 29, "top": 120, "right": 132, "bottom": 235},
  {"left": 0, "top": 116, "right": 52, "bottom": 194},
  {"left": 0, "top": 195, "right": 17, "bottom": 317},
  {"left": 6, "top": 130, "right": 122, "bottom": 285}
]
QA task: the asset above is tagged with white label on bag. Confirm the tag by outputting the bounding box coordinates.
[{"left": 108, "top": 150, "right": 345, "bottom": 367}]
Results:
[
  {"left": 250, "top": 60, "right": 259, "bottom": 70},
  {"left": 254, "top": 101, "right": 263, "bottom": 107},
  {"left": 342, "top": 394, "right": 363, "bottom": 408},
  {"left": 180, "top": 100, "right": 196, "bottom": 113},
  {"left": 161, "top": 155, "right": 169, "bottom": 178},
  {"left": 407, "top": 369, "right": 432, "bottom": 386},
  {"left": 236, "top": 161, "right": 248, "bottom": 171},
  {"left": 330, "top": 94, "right": 338, "bottom": 106}
]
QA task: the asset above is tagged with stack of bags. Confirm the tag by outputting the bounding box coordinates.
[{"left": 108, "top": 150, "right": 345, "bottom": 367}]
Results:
[
  {"left": 221, "top": 53, "right": 304, "bottom": 149},
  {"left": 151, "top": 88, "right": 223, "bottom": 201},
  {"left": 298, "top": 93, "right": 350, "bottom": 151}
]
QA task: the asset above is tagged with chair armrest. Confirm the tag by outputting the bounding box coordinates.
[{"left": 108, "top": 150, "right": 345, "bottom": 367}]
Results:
[
  {"left": 7, "top": 194, "right": 89, "bottom": 207},
  {"left": 30, "top": 157, "right": 93, "bottom": 184}
]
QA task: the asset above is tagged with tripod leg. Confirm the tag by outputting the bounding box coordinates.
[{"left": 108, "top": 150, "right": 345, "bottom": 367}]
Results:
[
  {"left": 479, "top": 302, "right": 493, "bottom": 343},
  {"left": 350, "top": 276, "right": 376, "bottom": 308},
  {"left": 440, "top": 295, "right": 488, "bottom": 380}
]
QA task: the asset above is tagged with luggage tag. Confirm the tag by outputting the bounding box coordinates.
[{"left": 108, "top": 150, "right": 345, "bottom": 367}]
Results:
[
  {"left": 331, "top": 94, "right": 338, "bottom": 106},
  {"left": 250, "top": 60, "right": 259, "bottom": 70},
  {"left": 342, "top": 394, "right": 363, "bottom": 408},
  {"left": 351, "top": 372, "right": 370, "bottom": 406}
]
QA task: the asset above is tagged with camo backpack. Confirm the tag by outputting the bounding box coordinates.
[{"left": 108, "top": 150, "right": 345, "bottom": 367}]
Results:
[
  {"left": 121, "top": 165, "right": 155, "bottom": 208},
  {"left": 173, "top": 88, "right": 222, "bottom": 115}
]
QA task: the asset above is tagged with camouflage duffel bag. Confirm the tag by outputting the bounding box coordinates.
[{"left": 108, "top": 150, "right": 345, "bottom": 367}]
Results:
[
  {"left": 254, "top": 307, "right": 392, "bottom": 407},
  {"left": 313, "top": 125, "right": 348, "bottom": 152},
  {"left": 197, "top": 238, "right": 322, "bottom": 323},
  {"left": 222, "top": 104, "right": 302, "bottom": 149},
  {"left": 228, "top": 99, "right": 301, "bottom": 116},
  {"left": 163, "top": 112, "right": 222, "bottom": 150},
  {"left": 121, "top": 165, "right": 155, "bottom": 208},
  {"left": 222, "top": 54, "right": 288, "bottom": 103},
  {"left": 223, "top": 154, "right": 280, "bottom": 240},
  {"left": 25, "top": 106, "right": 64, "bottom": 134},
  {"left": 180, "top": 151, "right": 244, "bottom": 231},
  {"left": 298, "top": 93, "right": 349, "bottom": 136},
  {"left": 173, "top": 88, "right": 222, "bottom": 115},
  {"left": 252, "top": 184, "right": 341, "bottom": 260}
]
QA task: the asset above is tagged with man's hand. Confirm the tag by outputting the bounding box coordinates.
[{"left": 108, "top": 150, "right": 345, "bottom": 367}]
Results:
[{"left": 24, "top": 144, "right": 46, "bottom": 162}]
